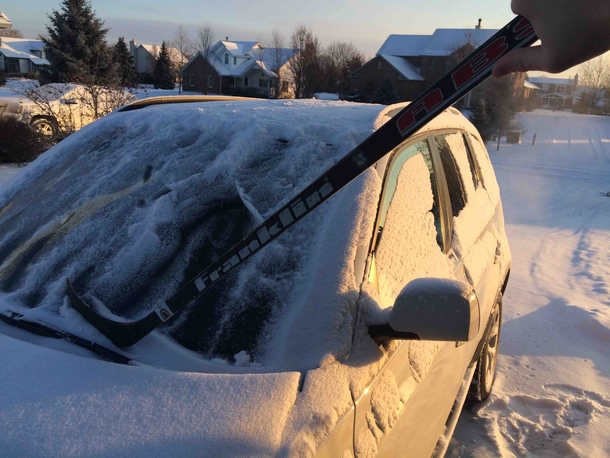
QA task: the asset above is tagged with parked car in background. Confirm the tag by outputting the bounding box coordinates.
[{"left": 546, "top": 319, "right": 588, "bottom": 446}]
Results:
[
  {"left": 0, "top": 83, "right": 134, "bottom": 140},
  {"left": 0, "top": 97, "right": 510, "bottom": 457}
]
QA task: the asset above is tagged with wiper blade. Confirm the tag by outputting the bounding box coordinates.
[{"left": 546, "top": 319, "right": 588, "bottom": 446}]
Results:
[{"left": 0, "top": 310, "right": 133, "bottom": 365}]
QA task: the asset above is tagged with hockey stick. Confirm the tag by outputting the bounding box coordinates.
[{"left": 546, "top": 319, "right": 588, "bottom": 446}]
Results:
[{"left": 68, "top": 16, "right": 537, "bottom": 347}]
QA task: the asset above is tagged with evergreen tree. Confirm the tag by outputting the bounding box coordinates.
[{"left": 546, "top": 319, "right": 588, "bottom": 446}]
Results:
[
  {"left": 40, "top": 0, "right": 114, "bottom": 84},
  {"left": 469, "top": 76, "right": 520, "bottom": 143},
  {"left": 374, "top": 78, "right": 400, "bottom": 105},
  {"left": 113, "top": 37, "right": 137, "bottom": 87},
  {"left": 153, "top": 42, "right": 175, "bottom": 89}
]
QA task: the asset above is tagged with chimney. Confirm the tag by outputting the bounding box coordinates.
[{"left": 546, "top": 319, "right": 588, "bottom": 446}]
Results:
[
  {"left": 226, "top": 36, "right": 229, "bottom": 41},
  {"left": 475, "top": 19, "right": 483, "bottom": 29}
]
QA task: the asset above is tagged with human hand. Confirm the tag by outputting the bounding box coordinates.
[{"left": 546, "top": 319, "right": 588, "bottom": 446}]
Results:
[{"left": 493, "top": 0, "right": 610, "bottom": 77}]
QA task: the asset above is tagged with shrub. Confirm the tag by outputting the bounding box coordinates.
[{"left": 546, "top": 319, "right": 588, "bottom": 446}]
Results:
[
  {"left": 0, "top": 117, "right": 52, "bottom": 163},
  {"left": 0, "top": 69, "right": 6, "bottom": 86}
]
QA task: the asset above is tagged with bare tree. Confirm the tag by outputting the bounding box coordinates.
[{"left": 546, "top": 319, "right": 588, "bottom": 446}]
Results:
[
  {"left": 0, "top": 29, "right": 23, "bottom": 38},
  {"left": 197, "top": 24, "right": 215, "bottom": 61},
  {"left": 265, "top": 29, "right": 287, "bottom": 97},
  {"left": 324, "top": 42, "right": 364, "bottom": 97},
  {"left": 288, "top": 26, "right": 323, "bottom": 98},
  {"left": 288, "top": 26, "right": 311, "bottom": 99},
  {"left": 172, "top": 25, "right": 195, "bottom": 94},
  {"left": 575, "top": 55, "right": 610, "bottom": 113}
]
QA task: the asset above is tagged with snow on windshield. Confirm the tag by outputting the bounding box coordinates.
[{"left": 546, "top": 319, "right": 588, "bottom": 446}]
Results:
[{"left": 0, "top": 99, "right": 384, "bottom": 370}]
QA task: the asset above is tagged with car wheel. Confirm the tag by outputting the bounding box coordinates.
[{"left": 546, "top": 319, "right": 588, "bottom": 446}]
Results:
[
  {"left": 469, "top": 295, "right": 502, "bottom": 402},
  {"left": 31, "top": 117, "right": 58, "bottom": 141}
]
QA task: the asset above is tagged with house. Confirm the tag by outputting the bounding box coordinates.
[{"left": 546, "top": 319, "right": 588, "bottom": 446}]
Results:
[
  {"left": 523, "top": 79, "right": 541, "bottom": 111},
  {"left": 350, "top": 24, "right": 526, "bottom": 106},
  {"left": 129, "top": 40, "right": 186, "bottom": 76},
  {"left": 528, "top": 75, "right": 578, "bottom": 109},
  {"left": 0, "top": 12, "right": 11, "bottom": 29},
  {"left": 181, "top": 39, "right": 295, "bottom": 98},
  {"left": 0, "top": 37, "right": 49, "bottom": 76}
]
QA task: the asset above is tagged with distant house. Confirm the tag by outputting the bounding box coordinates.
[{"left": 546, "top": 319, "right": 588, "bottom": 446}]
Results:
[
  {"left": 528, "top": 75, "right": 578, "bottom": 109},
  {"left": 0, "top": 12, "right": 11, "bottom": 29},
  {"left": 0, "top": 37, "right": 49, "bottom": 76},
  {"left": 181, "top": 39, "right": 295, "bottom": 98},
  {"left": 129, "top": 40, "right": 186, "bottom": 76},
  {"left": 523, "top": 79, "right": 541, "bottom": 111},
  {"left": 350, "top": 25, "right": 526, "bottom": 106}
]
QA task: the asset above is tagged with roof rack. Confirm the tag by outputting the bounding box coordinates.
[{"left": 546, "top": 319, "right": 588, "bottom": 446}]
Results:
[{"left": 118, "top": 95, "right": 256, "bottom": 112}]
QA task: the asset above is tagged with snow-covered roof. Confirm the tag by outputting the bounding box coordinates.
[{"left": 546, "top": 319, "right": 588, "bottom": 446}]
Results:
[
  {"left": 380, "top": 55, "right": 424, "bottom": 81},
  {"left": 218, "top": 40, "right": 261, "bottom": 56},
  {"left": 261, "top": 47, "right": 294, "bottom": 72},
  {"left": 138, "top": 43, "right": 186, "bottom": 64},
  {"left": 377, "top": 29, "right": 498, "bottom": 57},
  {"left": 378, "top": 35, "right": 429, "bottom": 57},
  {"left": 524, "top": 80, "right": 541, "bottom": 90},
  {"left": 187, "top": 46, "right": 293, "bottom": 78},
  {"left": 0, "top": 37, "right": 49, "bottom": 65},
  {"left": 528, "top": 77, "right": 574, "bottom": 86}
]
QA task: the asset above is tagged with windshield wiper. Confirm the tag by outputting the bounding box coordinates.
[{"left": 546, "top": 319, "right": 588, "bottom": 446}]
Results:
[{"left": 0, "top": 310, "right": 133, "bottom": 365}]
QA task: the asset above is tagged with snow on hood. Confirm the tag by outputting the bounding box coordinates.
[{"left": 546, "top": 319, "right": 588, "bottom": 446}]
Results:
[
  {"left": 0, "top": 99, "right": 386, "bottom": 371},
  {"left": 0, "top": 331, "right": 301, "bottom": 458}
]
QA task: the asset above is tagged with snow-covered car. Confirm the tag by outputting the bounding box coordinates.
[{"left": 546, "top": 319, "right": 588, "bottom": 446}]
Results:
[
  {"left": 0, "top": 97, "right": 510, "bottom": 457},
  {"left": 0, "top": 83, "right": 134, "bottom": 140}
]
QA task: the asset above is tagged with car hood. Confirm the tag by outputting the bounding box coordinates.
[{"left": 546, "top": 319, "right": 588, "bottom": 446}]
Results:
[{"left": 0, "top": 331, "right": 301, "bottom": 458}]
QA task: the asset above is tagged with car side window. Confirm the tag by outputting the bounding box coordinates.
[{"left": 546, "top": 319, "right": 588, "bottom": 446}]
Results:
[
  {"left": 432, "top": 135, "right": 466, "bottom": 217},
  {"left": 374, "top": 140, "right": 452, "bottom": 307}
]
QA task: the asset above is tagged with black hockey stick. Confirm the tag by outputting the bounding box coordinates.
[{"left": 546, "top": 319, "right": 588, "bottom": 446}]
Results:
[{"left": 68, "top": 16, "right": 537, "bottom": 347}]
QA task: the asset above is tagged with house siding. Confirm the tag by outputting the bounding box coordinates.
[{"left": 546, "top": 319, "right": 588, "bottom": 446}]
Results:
[
  {"left": 182, "top": 54, "right": 225, "bottom": 94},
  {"left": 350, "top": 56, "right": 424, "bottom": 103}
]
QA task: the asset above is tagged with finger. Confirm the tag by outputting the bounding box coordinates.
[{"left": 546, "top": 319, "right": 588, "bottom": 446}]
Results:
[{"left": 492, "top": 45, "right": 544, "bottom": 78}]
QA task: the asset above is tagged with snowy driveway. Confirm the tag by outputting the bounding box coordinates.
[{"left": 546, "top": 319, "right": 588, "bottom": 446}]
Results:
[{"left": 448, "top": 111, "right": 610, "bottom": 458}]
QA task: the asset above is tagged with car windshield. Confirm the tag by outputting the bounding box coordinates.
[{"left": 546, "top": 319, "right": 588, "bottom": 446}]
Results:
[{"left": 0, "top": 100, "right": 384, "bottom": 369}]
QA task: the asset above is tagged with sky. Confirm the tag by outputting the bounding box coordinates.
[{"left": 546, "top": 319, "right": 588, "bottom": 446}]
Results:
[{"left": 5, "top": 0, "right": 578, "bottom": 78}]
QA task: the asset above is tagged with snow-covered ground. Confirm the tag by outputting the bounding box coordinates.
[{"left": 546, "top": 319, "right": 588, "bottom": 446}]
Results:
[
  {"left": 1, "top": 108, "right": 608, "bottom": 456},
  {"left": 448, "top": 110, "right": 610, "bottom": 457}
]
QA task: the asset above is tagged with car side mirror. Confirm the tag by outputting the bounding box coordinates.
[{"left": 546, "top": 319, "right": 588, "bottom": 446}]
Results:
[
  {"left": 369, "top": 278, "right": 480, "bottom": 342},
  {"left": 61, "top": 98, "right": 78, "bottom": 105}
]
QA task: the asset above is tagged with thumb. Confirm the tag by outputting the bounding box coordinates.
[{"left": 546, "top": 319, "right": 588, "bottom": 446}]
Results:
[{"left": 492, "top": 45, "right": 544, "bottom": 78}]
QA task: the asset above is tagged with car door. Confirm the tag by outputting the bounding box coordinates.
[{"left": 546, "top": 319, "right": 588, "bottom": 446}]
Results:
[
  {"left": 430, "top": 131, "right": 502, "bottom": 355},
  {"left": 352, "top": 136, "right": 470, "bottom": 457}
]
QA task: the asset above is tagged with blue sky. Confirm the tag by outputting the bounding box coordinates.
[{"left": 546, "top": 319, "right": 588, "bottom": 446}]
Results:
[{"left": 5, "top": 0, "right": 577, "bottom": 77}]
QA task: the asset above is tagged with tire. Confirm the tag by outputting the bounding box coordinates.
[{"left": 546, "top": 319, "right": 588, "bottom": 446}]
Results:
[
  {"left": 468, "top": 295, "right": 502, "bottom": 402},
  {"left": 31, "top": 117, "right": 58, "bottom": 141}
]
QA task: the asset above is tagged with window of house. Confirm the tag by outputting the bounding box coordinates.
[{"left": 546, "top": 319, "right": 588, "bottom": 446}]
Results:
[
  {"left": 224, "top": 53, "right": 229, "bottom": 65},
  {"left": 244, "top": 77, "right": 249, "bottom": 87},
  {"left": 558, "top": 85, "right": 566, "bottom": 94},
  {"left": 207, "top": 74, "right": 213, "bottom": 88},
  {"left": 281, "top": 81, "right": 289, "bottom": 93},
  {"left": 189, "top": 74, "right": 195, "bottom": 86},
  {"left": 430, "top": 59, "right": 437, "bottom": 72},
  {"left": 443, "top": 59, "right": 452, "bottom": 73},
  {"left": 259, "top": 79, "right": 267, "bottom": 88},
  {"left": 542, "top": 83, "right": 549, "bottom": 91},
  {"left": 432, "top": 135, "right": 466, "bottom": 217},
  {"left": 378, "top": 61, "right": 382, "bottom": 70},
  {"left": 233, "top": 56, "right": 237, "bottom": 65}
]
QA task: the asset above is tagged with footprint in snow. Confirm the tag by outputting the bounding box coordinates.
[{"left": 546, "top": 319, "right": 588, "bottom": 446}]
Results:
[{"left": 468, "top": 384, "right": 610, "bottom": 457}]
